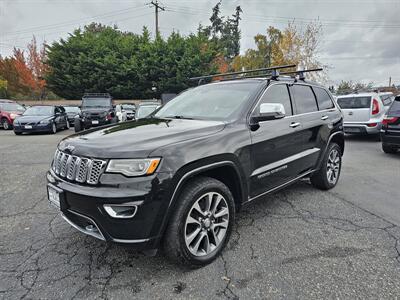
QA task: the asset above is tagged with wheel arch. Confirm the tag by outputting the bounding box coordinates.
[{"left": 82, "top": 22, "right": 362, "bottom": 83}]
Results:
[
  {"left": 158, "top": 159, "right": 247, "bottom": 239},
  {"left": 316, "top": 131, "right": 344, "bottom": 170}
]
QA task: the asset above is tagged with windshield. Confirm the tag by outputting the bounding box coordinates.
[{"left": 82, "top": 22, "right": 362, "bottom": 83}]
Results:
[
  {"left": 23, "top": 106, "right": 54, "bottom": 116},
  {"left": 64, "top": 106, "right": 80, "bottom": 113},
  {"left": 82, "top": 98, "right": 111, "bottom": 108},
  {"left": 137, "top": 105, "right": 158, "bottom": 119},
  {"left": 337, "top": 96, "right": 371, "bottom": 109},
  {"left": 155, "top": 82, "right": 261, "bottom": 121},
  {"left": 122, "top": 104, "right": 135, "bottom": 110},
  {"left": 0, "top": 103, "right": 25, "bottom": 112}
]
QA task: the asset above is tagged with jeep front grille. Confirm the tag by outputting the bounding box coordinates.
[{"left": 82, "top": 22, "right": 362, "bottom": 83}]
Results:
[{"left": 52, "top": 149, "right": 106, "bottom": 185}]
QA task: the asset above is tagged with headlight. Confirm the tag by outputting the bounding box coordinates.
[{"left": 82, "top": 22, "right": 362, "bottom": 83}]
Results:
[
  {"left": 106, "top": 158, "right": 160, "bottom": 177},
  {"left": 10, "top": 113, "right": 18, "bottom": 119},
  {"left": 40, "top": 119, "right": 50, "bottom": 124}
]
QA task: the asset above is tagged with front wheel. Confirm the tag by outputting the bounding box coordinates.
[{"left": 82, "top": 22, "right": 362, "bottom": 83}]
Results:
[
  {"left": 74, "top": 120, "right": 82, "bottom": 132},
  {"left": 2, "top": 118, "right": 12, "bottom": 130},
  {"left": 163, "top": 177, "right": 235, "bottom": 267},
  {"left": 311, "top": 143, "right": 342, "bottom": 190},
  {"left": 50, "top": 122, "right": 57, "bottom": 134}
]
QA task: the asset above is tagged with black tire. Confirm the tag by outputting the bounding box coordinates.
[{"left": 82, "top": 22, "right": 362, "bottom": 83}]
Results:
[
  {"left": 74, "top": 120, "right": 82, "bottom": 132},
  {"left": 1, "top": 118, "right": 12, "bottom": 130},
  {"left": 382, "top": 143, "right": 397, "bottom": 154},
  {"left": 311, "top": 143, "right": 342, "bottom": 190},
  {"left": 14, "top": 131, "right": 22, "bottom": 135},
  {"left": 50, "top": 122, "right": 57, "bottom": 134},
  {"left": 163, "top": 176, "right": 235, "bottom": 267}
]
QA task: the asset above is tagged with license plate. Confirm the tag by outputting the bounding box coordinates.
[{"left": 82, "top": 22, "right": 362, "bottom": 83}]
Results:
[
  {"left": 48, "top": 186, "right": 60, "bottom": 208},
  {"left": 345, "top": 127, "right": 360, "bottom": 133},
  {"left": 24, "top": 125, "right": 32, "bottom": 129},
  {"left": 92, "top": 120, "right": 99, "bottom": 125}
]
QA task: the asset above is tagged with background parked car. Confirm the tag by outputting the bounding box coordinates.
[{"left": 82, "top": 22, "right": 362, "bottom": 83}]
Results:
[
  {"left": 0, "top": 100, "right": 25, "bottom": 130},
  {"left": 13, "top": 105, "right": 69, "bottom": 135},
  {"left": 120, "top": 103, "right": 136, "bottom": 120},
  {"left": 381, "top": 95, "right": 400, "bottom": 153},
  {"left": 63, "top": 106, "right": 81, "bottom": 126},
  {"left": 135, "top": 102, "right": 160, "bottom": 119},
  {"left": 74, "top": 93, "right": 117, "bottom": 132},
  {"left": 336, "top": 92, "right": 387, "bottom": 135}
]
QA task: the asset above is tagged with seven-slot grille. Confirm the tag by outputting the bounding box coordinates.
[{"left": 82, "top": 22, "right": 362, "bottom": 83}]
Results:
[{"left": 52, "top": 149, "right": 106, "bottom": 185}]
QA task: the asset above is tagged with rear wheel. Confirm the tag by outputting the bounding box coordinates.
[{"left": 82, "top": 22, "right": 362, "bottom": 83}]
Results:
[
  {"left": 1, "top": 118, "right": 12, "bottom": 130},
  {"left": 163, "top": 177, "right": 235, "bottom": 267},
  {"left": 311, "top": 143, "right": 342, "bottom": 190},
  {"left": 382, "top": 143, "right": 397, "bottom": 154}
]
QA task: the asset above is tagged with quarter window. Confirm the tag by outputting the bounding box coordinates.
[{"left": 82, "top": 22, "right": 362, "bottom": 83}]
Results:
[
  {"left": 314, "top": 87, "right": 334, "bottom": 110},
  {"left": 258, "top": 84, "right": 292, "bottom": 116},
  {"left": 290, "top": 85, "right": 318, "bottom": 114}
]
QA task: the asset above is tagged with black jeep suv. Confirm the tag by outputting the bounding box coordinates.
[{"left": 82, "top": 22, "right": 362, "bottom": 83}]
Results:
[
  {"left": 74, "top": 93, "right": 117, "bottom": 132},
  {"left": 47, "top": 66, "right": 344, "bottom": 267}
]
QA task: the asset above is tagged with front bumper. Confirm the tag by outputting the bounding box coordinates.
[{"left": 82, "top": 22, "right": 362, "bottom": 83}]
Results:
[
  {"left": 47, "top": 169, "right": 174, "bottom": 249},
  {"left": 343, "top": 123, "right": 381, "bottom": 134},
  {"left": 14, "top": 123, "right": 52, "bottom": 133}
]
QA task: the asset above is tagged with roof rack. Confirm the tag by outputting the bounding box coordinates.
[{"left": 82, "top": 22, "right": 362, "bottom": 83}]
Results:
[
  {"left": 189, "top": 64, "right": 296, "bottom": 85},
  {"left": 83, "top": 93, "right": 112, "bottom": 98},
  {"left": 280, "top": 68, "right": 323, "bottom": 80}
]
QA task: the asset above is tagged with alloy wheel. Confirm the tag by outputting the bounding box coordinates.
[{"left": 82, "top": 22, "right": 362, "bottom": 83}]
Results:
[
  {"left": 326, "top": 148, "right": 340, "bottom": 184},
  {"left": 184, "top": 192, "right": 229, "bottom": 257},
  {"left": 3, "top": 120, "right": 9, "bottom": 130}
]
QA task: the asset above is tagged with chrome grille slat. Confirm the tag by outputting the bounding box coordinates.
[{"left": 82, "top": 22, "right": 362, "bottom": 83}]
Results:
[{"left": 52, "top": 150, "right": 105, "bottom": 185}]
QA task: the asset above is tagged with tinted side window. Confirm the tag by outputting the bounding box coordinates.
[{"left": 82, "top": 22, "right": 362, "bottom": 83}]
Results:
[
  {"left": 258, "top": 84, "right": 292, "bottom": 116},
  {"left": 313, "top": 87, "right": 334, "bottom": 110},
  {"left": 290, "top": 85, "right": 318, "bottom": 114}
]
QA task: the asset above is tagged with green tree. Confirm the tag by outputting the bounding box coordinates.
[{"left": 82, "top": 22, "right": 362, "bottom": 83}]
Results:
[{"left": 45, "top": 23, "right": 218, "bottom": 99}]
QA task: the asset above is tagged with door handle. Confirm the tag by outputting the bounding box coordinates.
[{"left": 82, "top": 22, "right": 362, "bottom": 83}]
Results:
[
  {"left": 290, "top": 122, "right": 301, "bottom": 128},
  {"left": 321, "top": 115, "right": 329, "bottom": 120}
]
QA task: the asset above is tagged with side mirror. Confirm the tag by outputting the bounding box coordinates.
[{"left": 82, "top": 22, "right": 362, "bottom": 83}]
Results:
[{"left": 252, "top": 103, "right": 285, "bottom": 123}]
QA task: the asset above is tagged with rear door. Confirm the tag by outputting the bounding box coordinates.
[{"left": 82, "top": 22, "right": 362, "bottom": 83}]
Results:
[
  {"left": 336, "top": 96, "right": 371, "bottom": 123},
  {"left": 289, "top": 84, "right": 323, "bottom": 171}
]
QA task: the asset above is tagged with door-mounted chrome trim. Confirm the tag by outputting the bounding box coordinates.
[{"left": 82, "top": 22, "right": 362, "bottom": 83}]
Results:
[
  {"left": 251, "top": 148, "right": 320, "bottom": 178},
  {"left": 248, "top": 169, "right": 315, "bottom": 202}
]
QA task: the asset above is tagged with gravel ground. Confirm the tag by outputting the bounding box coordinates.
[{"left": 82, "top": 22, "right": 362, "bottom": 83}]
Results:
[{"left": 0, "top": 129, "right": 399, "bottom": 299}]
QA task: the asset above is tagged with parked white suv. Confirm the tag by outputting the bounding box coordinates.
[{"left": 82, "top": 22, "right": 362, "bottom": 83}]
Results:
[{"left": 336, "top": 92, "right": 386, "bottom": 134}]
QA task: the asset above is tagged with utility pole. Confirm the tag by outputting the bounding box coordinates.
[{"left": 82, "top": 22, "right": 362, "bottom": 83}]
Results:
[
  {"left": 148, "top": 0, "right": 165, "bottom": 38},
  {"left": 389, "top": 76, "right": 392, "bottom": 87}
]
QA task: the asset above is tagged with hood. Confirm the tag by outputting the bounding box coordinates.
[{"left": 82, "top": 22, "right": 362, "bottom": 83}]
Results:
[
  {"left": 15, "top": 115, "right": 52, "bottom": 124},
  {"left": 58, "top": 118, "right": 225, "bottom": 158}
]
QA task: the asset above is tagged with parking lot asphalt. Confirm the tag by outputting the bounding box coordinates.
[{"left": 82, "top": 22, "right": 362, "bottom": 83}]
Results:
[{"left": 1, "top": 129, "right": 399, "bottom": 299}]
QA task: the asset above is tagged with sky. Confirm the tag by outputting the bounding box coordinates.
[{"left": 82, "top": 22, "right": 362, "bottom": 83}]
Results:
[{"left": 1, "top": 0, "right": 400, "bottom": 87}]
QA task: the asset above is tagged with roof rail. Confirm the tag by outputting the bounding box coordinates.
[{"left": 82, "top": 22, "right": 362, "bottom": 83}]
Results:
[
  {"left": 280, "top": 68, "right": 323, "bottom": 80},
  {"left": 83, "top": 93, "right": 112, "bottom": 98},
  {"left": 189, "top": 64, "right": 296, "bottom": 85}
]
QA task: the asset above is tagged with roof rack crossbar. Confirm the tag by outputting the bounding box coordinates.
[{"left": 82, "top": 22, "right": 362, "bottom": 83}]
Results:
[
  {"left": 280, "top": 68, "right": 323, "bottom": 80},
  {"left": 189, "top": 64, "right": 296, "bottom": 82}
]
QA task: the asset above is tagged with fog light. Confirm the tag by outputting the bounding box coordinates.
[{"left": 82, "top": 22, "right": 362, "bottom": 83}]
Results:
[{"left": 103, "top": 204, "right": 137, "bottom": 219}]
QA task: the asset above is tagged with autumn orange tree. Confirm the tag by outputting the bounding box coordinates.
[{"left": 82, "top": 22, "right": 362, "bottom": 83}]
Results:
[
  {"left": 232, "top": 21, "right": 326, "bottom": 81},
  {"left": 0, "top": 37, "right": 48, "bottom": 99}
]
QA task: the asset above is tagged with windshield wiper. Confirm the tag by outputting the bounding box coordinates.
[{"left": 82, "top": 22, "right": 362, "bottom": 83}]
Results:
[{"left": 163, "top": 115, "right": 194, "bottom": 120}]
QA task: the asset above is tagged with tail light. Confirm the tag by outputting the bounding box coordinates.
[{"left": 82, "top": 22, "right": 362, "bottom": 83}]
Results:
[
  {"left": 382, "top": 115, "right": 399, "bottom": 126},
  {"left": 106, "top": 113, "right": 113, "bottom": 121},
  {"left": 367, "top": 123, "right": 377, "bottom": 127},
  {"left": 372, "top": 99, "right": 379, "bottom": 115}
]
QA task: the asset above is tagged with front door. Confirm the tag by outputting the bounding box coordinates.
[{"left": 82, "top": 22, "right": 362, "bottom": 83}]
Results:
[{"left": 249, "top": 83, "right": 304, "bottom": 198}]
